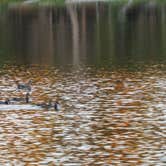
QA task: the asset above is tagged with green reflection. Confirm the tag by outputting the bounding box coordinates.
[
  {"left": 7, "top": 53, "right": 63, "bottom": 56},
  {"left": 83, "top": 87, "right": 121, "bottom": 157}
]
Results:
[{"left": 0, "top": 1, "right": 166, "bottom": 70}]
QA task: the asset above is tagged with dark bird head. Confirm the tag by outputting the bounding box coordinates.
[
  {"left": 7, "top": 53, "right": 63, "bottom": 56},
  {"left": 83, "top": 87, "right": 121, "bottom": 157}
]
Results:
[
  {"left": 5, "top": 99, "right": 10, "bottom": 104},
  {"left": 54, "top": 101, "right": 60, "bottom": 111},
  {"left": 25, "top": 93, "right": 30, "bottom": 103}
]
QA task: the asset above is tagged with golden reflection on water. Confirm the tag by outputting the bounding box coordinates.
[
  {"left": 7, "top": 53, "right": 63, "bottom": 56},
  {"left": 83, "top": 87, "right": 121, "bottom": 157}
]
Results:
[{"left": 0, "top": 65, "right": 166, "bottom": 165}]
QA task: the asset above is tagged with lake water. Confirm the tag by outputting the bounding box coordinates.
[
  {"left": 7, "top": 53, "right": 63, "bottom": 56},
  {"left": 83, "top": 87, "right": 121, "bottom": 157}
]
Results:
[{"left": 0, "top": 1, "right": 166, "bottom": 165}]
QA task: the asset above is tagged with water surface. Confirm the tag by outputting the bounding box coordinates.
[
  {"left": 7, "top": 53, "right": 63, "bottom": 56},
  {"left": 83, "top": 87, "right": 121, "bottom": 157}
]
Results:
[
  {"left": 0, "top": 1, "right": 166, "bottom": 165},
  {"left": 0, "top": 65, "right": 165, "bottom": 165}
]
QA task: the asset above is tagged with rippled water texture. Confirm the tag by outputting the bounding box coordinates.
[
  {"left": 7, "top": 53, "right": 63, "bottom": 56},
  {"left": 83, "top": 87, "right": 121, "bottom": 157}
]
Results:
[{"left": 0, "top": 65, "right": 165, "bottom": 165}]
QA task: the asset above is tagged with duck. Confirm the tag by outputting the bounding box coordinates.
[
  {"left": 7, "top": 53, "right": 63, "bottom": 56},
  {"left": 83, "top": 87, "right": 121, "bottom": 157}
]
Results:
[
  {"left": 16, "top": 80, "right": 32, "bottom": 91},
  {"left": 0, "top": 99, "right": 10, "bottom": 105},
  {"left": 36, "top": 100, "right": 60, "bottom": 111},
  {"left": 54, "top": 101, "right": 60, "bottom": 111},
  {"left": 11, "top": 93, "right": 30, "bottom": 104}
]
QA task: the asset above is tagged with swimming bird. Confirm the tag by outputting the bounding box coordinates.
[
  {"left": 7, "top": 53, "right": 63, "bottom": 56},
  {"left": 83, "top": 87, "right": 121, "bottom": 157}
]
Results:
[
  {"left": 16, "top": 80, "right": 32, "bottom": 91},
  {"left": 11, "top": 93, "right": 30, "bottom": 104},
  {"left": 54, "top": 101, "right": 60, "bottom": 111},
  {"left": 36, "top": 100, "right": 60, "bottom": 111},
  {"left": 0, "top": 99, "right": 10, "bottom": 104}
]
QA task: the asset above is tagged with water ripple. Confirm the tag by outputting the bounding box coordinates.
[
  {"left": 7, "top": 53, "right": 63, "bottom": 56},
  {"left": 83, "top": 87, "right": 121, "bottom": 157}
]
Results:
[{"left": 0, "top": 66, "right": 165, "bottom": 165}]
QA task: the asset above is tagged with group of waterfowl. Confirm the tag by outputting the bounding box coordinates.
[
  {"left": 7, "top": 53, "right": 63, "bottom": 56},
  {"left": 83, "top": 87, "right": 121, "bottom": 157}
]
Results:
[{"left": 0, "top": 80, "right": 60, "bottom": 111}]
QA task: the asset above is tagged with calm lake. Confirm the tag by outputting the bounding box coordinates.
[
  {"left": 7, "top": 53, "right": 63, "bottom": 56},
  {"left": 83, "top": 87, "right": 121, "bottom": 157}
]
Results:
[{"left": 0, "top": 1, "right": 166, "bottom": 165}]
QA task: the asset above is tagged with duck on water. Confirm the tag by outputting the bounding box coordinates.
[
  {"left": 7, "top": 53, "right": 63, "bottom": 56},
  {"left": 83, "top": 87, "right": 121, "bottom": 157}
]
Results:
[
  {"left": 0, "top": 99, "right": 10, "bottom": 105},
  {"left": 11, "top": 93, "right": 30, "bottom": 104},
  {"left": 16, "top": 80, "right": 32, "bottom": 91},
  {"left": 0, "top": 94, "right": 60, "bottom": 111},
  {"left": 36, "top": 100, "right": 60, "bottom": 111},
  {"left": 1, "top": 79, "right": 60, "bottom": 111}
]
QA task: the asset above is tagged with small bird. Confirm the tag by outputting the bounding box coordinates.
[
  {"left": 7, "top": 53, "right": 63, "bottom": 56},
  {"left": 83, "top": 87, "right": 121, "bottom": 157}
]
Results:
[
  {"left": 25, "top": 92, "right": 30, "bottom": 103},
  {"left": 54, "top": 101, "right": 60, "bottom": 111},
  {"left": 16, "top": 80, "right": 32, "bottom": 91},
  {"left": 36, "top": 100, "right": 60, "bottom": 111},
  {"left": 0, "top": 99, "right": 10, "bottom": 104},
  {"left": 11, "top": 93, "right": 30, "bottom": 104}
]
